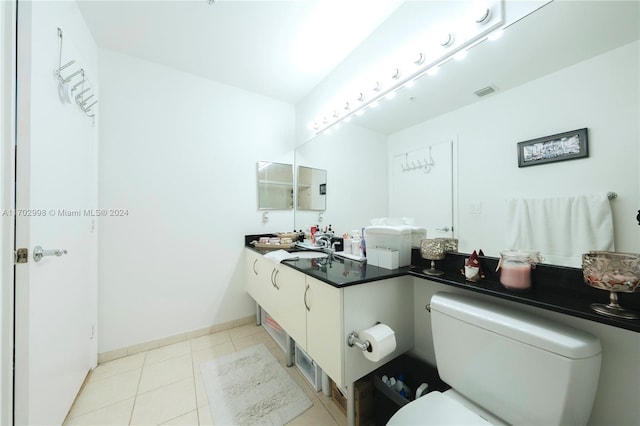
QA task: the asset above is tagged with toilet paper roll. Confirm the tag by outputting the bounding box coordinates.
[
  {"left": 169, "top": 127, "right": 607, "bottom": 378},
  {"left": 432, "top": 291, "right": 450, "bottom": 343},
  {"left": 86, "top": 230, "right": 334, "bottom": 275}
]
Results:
[{"left": 360, "top": 323, "right": 396, "bottom": 362}]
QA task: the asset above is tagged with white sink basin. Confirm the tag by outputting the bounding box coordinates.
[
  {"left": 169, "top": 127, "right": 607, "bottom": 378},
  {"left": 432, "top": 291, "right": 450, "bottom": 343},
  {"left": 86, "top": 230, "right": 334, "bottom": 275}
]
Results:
[{"left": 292, "top": 251, "right": 329, "bottom": 259}]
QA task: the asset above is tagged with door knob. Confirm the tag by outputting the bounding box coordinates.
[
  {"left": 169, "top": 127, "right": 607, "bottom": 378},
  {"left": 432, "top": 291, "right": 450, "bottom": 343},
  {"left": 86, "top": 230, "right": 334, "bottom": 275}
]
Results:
[{"left": 33, "top": 246, "right": 68, "bottom": 262}]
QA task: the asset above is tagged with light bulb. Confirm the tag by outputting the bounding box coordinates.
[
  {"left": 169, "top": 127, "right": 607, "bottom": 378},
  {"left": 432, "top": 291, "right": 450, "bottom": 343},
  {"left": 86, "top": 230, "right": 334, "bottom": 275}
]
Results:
[{"left": 440, "top": 32, "right": 454, "bottom": 47}]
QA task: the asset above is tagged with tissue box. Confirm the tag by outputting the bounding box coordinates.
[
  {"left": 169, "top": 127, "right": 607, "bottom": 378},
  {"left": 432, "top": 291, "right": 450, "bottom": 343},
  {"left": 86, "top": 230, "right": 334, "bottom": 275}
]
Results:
[
  {"left": 408, "top": 226, "right": 427, "bottom": 247},
  {"left": 367, "top": 248, "right": 399, "bottom": 270},
  {"left": 365, "top": 226, "right": 412, "bottom": 267}
]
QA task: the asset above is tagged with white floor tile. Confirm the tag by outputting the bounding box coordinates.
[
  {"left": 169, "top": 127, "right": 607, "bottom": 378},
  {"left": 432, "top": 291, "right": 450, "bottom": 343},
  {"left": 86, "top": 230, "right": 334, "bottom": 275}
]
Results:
[
  {"left": 232, "top": 329, "right": 280, "bottom": 351},
  {"left": 138, "top": 353, "right": 194, "bottom": 394},
  {"left": 89, "top": 353, "right": 146, "bottom": 383},
  {"left": 194, "top": 372, "right": 208, "bottom": 409},
  {"left": 160, "top": 409, "right": 199, "bottom": 425},
  {"left": 68, "top": 324, "right": 342, "bottom": 426},
  {"left": 191, "top": 342, "right": 235, "bottom": 368},
  {"left": 197, "top": 405, "right": 213, "bottom": 426},
  {"left": 227, "top": 323, "right": 264, "bottom": 340},
  {"left": 189, "top": 331, "right": 231, "bottom": 352},
  {"left": 130, "top": 377, "right": 197, "bottom": 426},
  {"left": 64, "top": 398, "right": 135, "bottom": 425},
  {"left": 145, "top": 341, "right": 192, "bottom": 365},
  {"left": 286, "top": 402, "right": 338, "bottom": 426},
  {"left": 68, "top": 369, "right": 141, "bottom": 418}
]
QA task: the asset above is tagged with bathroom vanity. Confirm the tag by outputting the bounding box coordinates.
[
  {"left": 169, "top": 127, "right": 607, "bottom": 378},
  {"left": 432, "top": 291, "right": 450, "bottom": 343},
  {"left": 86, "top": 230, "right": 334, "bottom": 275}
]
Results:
[
  {"left": 245, "top": 248, "right": 414, "bottom": 388},
  {"left": 245, "top": 239, "right": 640, "bottom": 426},
  {"left": 245, "top": 247, "right": 415, "bottom": 426}
]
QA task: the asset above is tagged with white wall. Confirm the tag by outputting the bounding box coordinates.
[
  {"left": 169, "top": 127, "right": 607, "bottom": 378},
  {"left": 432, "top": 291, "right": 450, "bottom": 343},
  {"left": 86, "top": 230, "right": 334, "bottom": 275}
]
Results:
[
  {"left": 98, "top": 50, "right": 295, "bottom": 353},
  {"left": 391, "top": 41, "right": 640, "bottom": 257}
]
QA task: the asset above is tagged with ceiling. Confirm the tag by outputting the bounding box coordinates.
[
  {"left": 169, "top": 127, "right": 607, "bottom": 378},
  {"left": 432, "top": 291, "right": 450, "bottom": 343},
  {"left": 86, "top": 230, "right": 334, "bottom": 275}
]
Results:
[
  {"left": 77, "top": 0, "right": 639, "bottom": 130},
  {"left": 76, "top": 0, "right": 403, "bottom": 103}
]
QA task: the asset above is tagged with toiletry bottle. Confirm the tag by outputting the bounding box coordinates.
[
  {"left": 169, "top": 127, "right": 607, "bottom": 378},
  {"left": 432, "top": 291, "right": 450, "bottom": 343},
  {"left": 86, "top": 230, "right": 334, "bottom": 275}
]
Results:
[{"left": 361, "top": 227, "right": 367, "bottom": 257}]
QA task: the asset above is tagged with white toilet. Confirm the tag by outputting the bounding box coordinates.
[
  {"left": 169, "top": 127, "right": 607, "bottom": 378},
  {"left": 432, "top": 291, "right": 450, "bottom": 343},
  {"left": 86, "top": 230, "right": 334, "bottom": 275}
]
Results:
[{"left": 388, "top": 292, "right": 602, "bottom": 425}]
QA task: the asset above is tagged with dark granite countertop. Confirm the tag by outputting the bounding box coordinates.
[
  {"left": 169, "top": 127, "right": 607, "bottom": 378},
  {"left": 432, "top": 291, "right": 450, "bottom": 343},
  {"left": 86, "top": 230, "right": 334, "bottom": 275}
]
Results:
[
  {"left": 408, "top": 250, "right": 640, "bottom": 334},
  {"left": 244, "top": 235, "right": 640, "bottom": 333},
  {"left": 280, "top": 255, "right": 411, "bottom": 287}
]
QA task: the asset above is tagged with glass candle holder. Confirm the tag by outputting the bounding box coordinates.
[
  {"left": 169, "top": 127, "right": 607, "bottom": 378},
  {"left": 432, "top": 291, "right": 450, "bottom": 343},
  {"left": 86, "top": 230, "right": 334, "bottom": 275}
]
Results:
[
  {"left": 582, "top": 251, "right": 640, "bottom": 319},
  {"left": 420, "top": 239, "right": 446, "bottom": 276},
  {"left": 436, "top": 237, "right": 459, "bottom": 253}
]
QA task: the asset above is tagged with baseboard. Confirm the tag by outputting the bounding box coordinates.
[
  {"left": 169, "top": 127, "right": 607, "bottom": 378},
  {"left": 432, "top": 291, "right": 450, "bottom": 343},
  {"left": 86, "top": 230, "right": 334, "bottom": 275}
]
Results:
[{"left": 97, "top": 315, "right": 255, "bottom": 364}]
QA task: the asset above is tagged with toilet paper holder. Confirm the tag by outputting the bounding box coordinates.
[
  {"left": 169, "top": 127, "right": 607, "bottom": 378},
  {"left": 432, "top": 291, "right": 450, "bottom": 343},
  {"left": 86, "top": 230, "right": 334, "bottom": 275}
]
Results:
[
  {"left": 348, "top": 321, "right": 383, "bottom": 352},
  {"left": 347, "top": 332, "right": 372, "bottom": 352}
]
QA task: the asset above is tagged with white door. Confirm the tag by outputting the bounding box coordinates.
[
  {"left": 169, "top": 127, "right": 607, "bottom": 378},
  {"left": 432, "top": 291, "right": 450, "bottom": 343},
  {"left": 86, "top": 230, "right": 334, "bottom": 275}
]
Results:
[
  {"left": 14, "top": 2, "right": 98, "bottom": 424},
  {"left": 390, "top": 139, "right": 454, "bottom": 238}
]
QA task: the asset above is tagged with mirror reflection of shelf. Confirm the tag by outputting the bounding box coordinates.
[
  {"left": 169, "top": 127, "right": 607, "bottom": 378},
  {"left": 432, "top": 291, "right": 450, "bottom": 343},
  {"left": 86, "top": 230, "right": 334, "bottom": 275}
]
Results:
[{"left": 258, "top": 179, "right": 294, "bottom": 186}]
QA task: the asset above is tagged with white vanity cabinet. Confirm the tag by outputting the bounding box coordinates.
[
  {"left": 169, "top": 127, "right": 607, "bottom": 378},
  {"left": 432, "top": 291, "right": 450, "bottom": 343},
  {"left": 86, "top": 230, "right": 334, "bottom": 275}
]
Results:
[
  {"left": 305, "top": 276, "right": 343, "bottom": 382},
  {"left": 274, "top": 264, "right": 307, "bottom": 348},
  {"left": 304, "top": 275, "right": 414, "bottom": 388},
  {"left": 245, "top": 249, "right": 307, "bottom": 347},
  {"left": 246, "top": 249, "right": 277, "bottom": 315},
  {"left": 245, "top": 249, "right": 413, "bottom": 387}
]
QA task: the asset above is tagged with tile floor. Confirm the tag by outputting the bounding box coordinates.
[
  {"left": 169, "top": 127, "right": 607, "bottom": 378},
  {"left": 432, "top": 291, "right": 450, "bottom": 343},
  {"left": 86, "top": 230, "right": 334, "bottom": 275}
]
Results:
[{"left": 64, "top": 323, "right": 347, "bottom": 425}]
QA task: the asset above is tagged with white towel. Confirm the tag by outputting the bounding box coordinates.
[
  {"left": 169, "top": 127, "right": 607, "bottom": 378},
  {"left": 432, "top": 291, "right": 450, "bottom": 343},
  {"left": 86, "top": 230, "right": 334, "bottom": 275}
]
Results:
[
  {"left": 505, "top": 193, "right": 615, "bottom": 267},
  {"left": 263, "top": 249, "right": 299, "bottom": 264}
]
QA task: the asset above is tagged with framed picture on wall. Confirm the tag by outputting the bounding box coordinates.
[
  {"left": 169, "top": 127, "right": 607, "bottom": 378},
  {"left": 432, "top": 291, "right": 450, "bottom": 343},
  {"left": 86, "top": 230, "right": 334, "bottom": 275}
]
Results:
[{"left": 517, "top": 128, "right": 588, "bottom": 167}]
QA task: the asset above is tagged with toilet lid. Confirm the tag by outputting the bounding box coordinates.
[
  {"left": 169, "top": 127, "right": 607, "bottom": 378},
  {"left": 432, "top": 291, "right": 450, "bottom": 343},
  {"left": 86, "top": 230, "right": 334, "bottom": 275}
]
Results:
[{"left": 387, "top": 391, "right": 491, "bottom": 425}]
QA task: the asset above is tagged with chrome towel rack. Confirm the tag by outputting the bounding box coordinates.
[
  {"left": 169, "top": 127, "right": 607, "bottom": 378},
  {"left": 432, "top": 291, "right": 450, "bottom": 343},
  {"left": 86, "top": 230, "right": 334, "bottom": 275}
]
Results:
[{"left": 55, "top": 28, "right": 97, "bottom": 122}]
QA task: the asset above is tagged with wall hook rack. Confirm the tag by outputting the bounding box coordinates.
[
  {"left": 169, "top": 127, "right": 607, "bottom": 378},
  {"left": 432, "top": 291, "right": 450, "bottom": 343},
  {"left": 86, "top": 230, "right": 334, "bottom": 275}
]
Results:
[
  {"left": 400, "top": 146, "right": 436, "bottom": 174},
  {"left": 55, "top": 28, "right": 98, "bottom": 122}
]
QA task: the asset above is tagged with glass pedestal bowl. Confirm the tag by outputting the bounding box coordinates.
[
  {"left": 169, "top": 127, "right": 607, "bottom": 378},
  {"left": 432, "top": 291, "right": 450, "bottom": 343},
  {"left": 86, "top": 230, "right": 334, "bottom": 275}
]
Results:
[
  {"left": 420, "top": 239, "right": 446, "bottom": 276},
  {"left": 582, "top": 251, "right": 640, "bottom": 320}
]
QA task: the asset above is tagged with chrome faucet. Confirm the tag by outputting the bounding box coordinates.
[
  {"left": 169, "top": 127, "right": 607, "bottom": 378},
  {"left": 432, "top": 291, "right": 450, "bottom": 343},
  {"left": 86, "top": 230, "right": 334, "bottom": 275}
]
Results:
[
  {"left": 315, "top": 233, "right": 339, "bottom": 255},
  {"left": 315, "top": 235, "right": 332, "bottom": 249}
]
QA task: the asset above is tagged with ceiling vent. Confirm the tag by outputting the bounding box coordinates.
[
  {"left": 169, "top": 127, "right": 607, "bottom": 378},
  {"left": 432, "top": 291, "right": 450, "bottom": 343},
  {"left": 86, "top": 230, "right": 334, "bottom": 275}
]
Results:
[{"left": 474, "top": 85, "right": 498, "bottom": 97}]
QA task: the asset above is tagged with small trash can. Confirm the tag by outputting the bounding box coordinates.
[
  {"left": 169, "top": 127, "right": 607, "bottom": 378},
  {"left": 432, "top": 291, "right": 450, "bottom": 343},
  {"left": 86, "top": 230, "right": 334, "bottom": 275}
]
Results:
[{"left": 372, "top": 354, "right": 450, "bottom": 425}]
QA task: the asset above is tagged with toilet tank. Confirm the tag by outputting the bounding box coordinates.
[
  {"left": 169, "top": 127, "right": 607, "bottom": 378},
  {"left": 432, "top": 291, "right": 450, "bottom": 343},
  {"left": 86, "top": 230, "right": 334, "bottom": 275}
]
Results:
[{"left": 431, "top": 292, "right": 601, "bottom": 426}]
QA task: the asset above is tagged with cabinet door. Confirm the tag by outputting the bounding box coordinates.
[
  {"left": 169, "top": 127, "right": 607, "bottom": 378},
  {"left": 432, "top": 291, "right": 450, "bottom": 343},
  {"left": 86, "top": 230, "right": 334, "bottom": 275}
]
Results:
[
  {"left": 245, "top": 249, "right": 277, "bottom": 316},
  {"left": 306, "top": 277, "right": 343, "bottom": 385},
  {"left": 272, "top": 265, "right": 307, "bottom": 349}
]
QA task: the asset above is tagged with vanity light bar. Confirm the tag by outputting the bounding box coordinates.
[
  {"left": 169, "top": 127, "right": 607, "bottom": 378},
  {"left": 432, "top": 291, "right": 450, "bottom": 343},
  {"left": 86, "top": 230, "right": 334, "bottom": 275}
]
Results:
[{"left": 312, "top": 2, "right": 503, "bottom": 135}]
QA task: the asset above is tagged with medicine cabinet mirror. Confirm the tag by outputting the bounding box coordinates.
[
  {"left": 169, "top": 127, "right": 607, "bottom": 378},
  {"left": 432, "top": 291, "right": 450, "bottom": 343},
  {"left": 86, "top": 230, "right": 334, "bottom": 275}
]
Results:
[
  {"left": 256, "top": 161, "right": 293, "bottom": 210},
  {"left": 296, "top": 166, "right": 327, "bottom": 211}
]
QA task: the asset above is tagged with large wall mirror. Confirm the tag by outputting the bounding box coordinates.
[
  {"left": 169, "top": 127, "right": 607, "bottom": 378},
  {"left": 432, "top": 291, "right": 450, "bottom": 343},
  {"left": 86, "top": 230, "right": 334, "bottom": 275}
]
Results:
[
  {"left": 257, "top": 161, "right": 293, "bottom": 210},
  {"left": 294, "top": 1, "right": 639, "bottom": 266},
  {"left": 296, "top": 166, "right": 327, "bottom": 211}
]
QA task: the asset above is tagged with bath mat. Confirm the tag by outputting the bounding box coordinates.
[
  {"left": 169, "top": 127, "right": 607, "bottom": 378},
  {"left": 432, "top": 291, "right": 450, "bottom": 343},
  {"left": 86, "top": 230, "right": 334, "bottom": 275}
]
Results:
[{"left": 200, "top": 343, "right": 313, "bottom": 425}]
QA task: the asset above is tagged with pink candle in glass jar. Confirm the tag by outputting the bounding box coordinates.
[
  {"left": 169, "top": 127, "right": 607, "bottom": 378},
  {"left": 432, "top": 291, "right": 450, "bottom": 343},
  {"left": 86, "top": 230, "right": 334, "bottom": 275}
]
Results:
[
  {"left": 500, "top": 262, "right": 532, "bottom": 290},
  {"left": 499, "top": 251, "right": 539, "bottom": 290}
]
